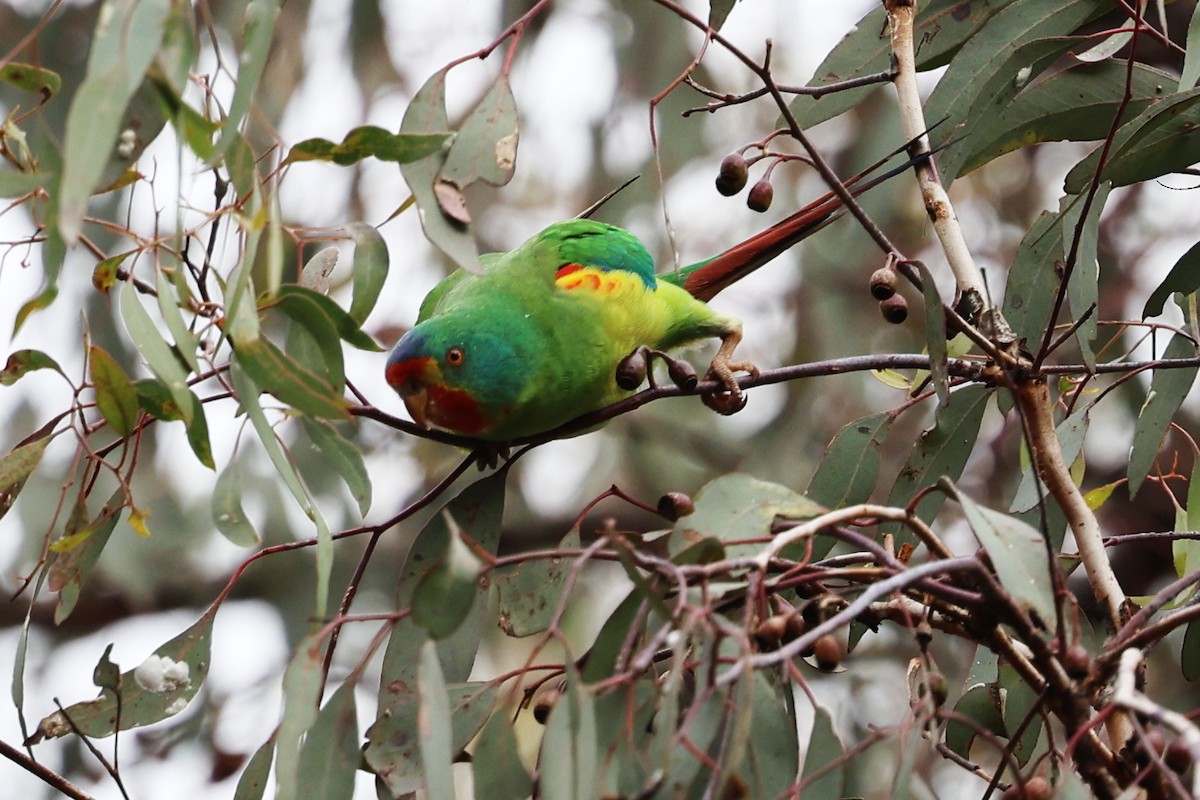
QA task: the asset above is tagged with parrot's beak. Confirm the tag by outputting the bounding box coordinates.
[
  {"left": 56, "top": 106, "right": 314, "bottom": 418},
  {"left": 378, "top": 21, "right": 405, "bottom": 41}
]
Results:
[
  {"left": 399, "top": 384, "right": 431, "bottom": 429},
  {"left": 385, "top": 342, "right": 437, "bottom": 430}
]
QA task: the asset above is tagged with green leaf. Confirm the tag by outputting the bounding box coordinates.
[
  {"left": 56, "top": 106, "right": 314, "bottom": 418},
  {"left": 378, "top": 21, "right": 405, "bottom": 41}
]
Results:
[
  {"left": 157, "top": 82, "right": 219, "bottom": 159},
  {"left": 800, "top": 702, "right": 846, "bottom": 797},
  {"left": 275, "top": 634, "right": 325, "bottom": 800},
  {"left": 0, "top": 426, "right": 55, "bottom": 522},
  {"left": 740, "top": 671, "right": 799, "bottom": 798},
  {"left": 49, "top": 488, "right": 125, "bottom": 623},
  {"left": 805, "top": 411, "right": 891, "bottom": 521},
  {"left": 272, "top": 288, "right": 346, "bottom": 392},
  {"left": 1065, "top": 87, "right": 1200, "bottom": 193},
  {"left": 92, "top": 644, "right": 122, "bottom": 694},
  {"left": 1012, "top": 410, "right": 1089, "bottom": 512},
  {"left": 400, "top": 69, "right": 481, "bottom": 272},
  {"left": 297, "top": 681, "right": 359, "bottom": 800},
  {"left": 440, "top": 77, "right": 518, "bottom": 190},
  {"left": 539, "top": 665, "right": 598, "bottom": 800},
  {"left": 119, "top": 282, "right": 193, "bottom": 424},
  {"left": 286, "top": 126, "right": 448, "bottom": 166},
  {"left": 233, "top": 737, "right": 275, "bottom": 800},
  {"left": 579, "top": 587, "right": 641, "bottom": 683},
  {"left": 1183, "top": 2, "right": 1200, "bottom": 91},
  {"left": 0, "top": 349, "right": 64, "bottom": 386},
  {"left": 923, "top": 0, "right": 1108, "bottom": 181},
  {"left": 1174, "top": 460, "right": 1200, "bottom": 582},
  {"left": 946, "top": 683, "right": 1005, "bottom": 759},
  {"left": 58, "top": 0, "right": 174, "bottom": 243},
  {"left": 209, "top": 0, "right": 280, "bottom": 164},
  {"left": 884, "top": 384, "right": 991, "bottom": 543},
  {"left": 672, "top": 473, "right": 823, "bottom": 560},
  {"left": 155, "top": 268, "right": 200, "bottom": 373},
  {"left": 790, "top": 0, "right": 1006, "bottom": 130},
  {"left": 1004, "top": 211, "right": 1063, "bottom": 351},
  {"left": 299, "top": 418, "right": 371, "bottom": 516},
  {"left": 373, "top": 470, "right": 507, "bottom": 729},
  {"left": 961, "top": 61, "right": 1174, "bottom": 178},
  {"left": 947, "top": 482, "right": 1057, "bottom": 627},
  {"left": 1061, "top": 184, "right": 1111, "bottom": 371},
  {"left": 998, "top": 661, "right": 1043, "bottom": 765},
  {"left": 365, "top": 681, "right": 497, "bottom": 796},
  {"left": 132, "top": 380, "right": 213, "bottom": 468},
  {"left": 1128, "top": 334, "right": 1199, "bottom": 497},
  {"left": 708, "top": 0, "right": 738, "bottom": 30},
  {"left": 0, "top": 169, "right": 46, "bottom": 198},
  {"left": 916, "top": 261, "right": 950, "bottom": 406},
  {"left": 89, "top": 345, "right": 140, "bottom": 437},
  {"left": 369, "top": 472, "right": 511, "bottom": 791},
  {"left": 273, "top": 284, "right": 382, "bottom": 351},
  {"left": 472, "top": 710, "right": 533, "bottom": 800},
  {"left": 231, "top": 365, "right": 332, "bottom": 618},
  {"left": 233, "top": 336, "right": 349, "bottom": 419},
  {"left": 412, "top": 511, "right": 484, "bottom": 640},
  {"left": 1145, "top": 241, "right": 1200, "bottom": 319},
  {"left": 346, "top": 223, "right": 391, "bottom": 326},
  {"left": 31, "top": 604, "right": 214, "bottom": 740},
  {"left": 181, "top": 391, "right": 215, "bottom": 469},
  {"left": 495, "top": 528, "right": 579, "bottom": 637},
  {"left": 1184, "top": 619, "right": 1200, "bottom": 681},
  {"left": 418, "top": 642, "right": 455, "bottom": 800},
  {"left": 212, "top": 457, "right": 260, "bottom": 547},
  {"left": 0, "top": 62, "right": 61, "bottom": 99}
]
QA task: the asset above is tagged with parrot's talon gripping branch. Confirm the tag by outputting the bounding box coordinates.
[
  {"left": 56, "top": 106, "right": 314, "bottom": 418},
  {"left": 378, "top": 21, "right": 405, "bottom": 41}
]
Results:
[{"left": 701, "top": 326, "right": 758, "bottom": 415}]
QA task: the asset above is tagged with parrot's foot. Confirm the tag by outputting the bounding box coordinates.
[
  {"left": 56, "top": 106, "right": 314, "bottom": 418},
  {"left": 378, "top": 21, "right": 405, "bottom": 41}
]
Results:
[
  {"left": 702, "top": 329, "right": 758, "bottom": 415},
  {"left": 472, "top": 442, "right": 511, "bottom": 470}
]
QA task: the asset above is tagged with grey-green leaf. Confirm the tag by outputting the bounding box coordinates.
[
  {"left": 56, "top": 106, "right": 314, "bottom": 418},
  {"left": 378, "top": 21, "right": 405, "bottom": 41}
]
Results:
[
  {"left": 806, "top": 411, "right": 892, "bottom": 525},
  {"left": 949, "top": 483, "right": 1057, "bottom": 627},
  {"left": 58, "top": 0, "right": 174, "bottom": 242},
  {"left": 790, "top": 0, "right": 1006, "bottom": 130},
  {"left": 884, "top": 385, "right": 991, "bottom": 544},
  {"left": 539, "top": 665, "right": 598, "bottom": 800},
  {"left": 400, "top": 69, "right": 481, "bottom": 272},
  {"left": 960, "top": 61, "right": 1174, "bottom": 178},
  {"left": 418, "top": 642, "right": 455, "bottom": 800},
  {"left": 472, "top": 710, "right": 533, "bottom": 800},
  {"left": 212, "top": 457, "right": 260, "bottom": 547},
  {"left": 298, "top": 681, "right": 360, "bottom": 800},
  {"left": 1128, "top": 334, "right": 1199, "bottom": 497},
  {"left": 31, "top": 604, "right": 214, "bottom": 741},
  {"left": 300, "top": 418, "right": 372, "bottom": 516},
  {"left": 1064, "top": 87, "right": 1200, "bottom": 194},
  {"left": 347, "top": 222, "right": 391, "bottom": 326},
  {"left": 1144, "top": 241, "right": 1200, "bottom": 319},
  {"left": 439, "top": 77, "right": 518, "bottom": 190}
]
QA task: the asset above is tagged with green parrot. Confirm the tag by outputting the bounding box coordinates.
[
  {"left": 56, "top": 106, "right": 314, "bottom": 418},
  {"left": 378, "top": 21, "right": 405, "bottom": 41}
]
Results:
[{"left": 386, "top": 166, "right": 905, "bottom": 442}]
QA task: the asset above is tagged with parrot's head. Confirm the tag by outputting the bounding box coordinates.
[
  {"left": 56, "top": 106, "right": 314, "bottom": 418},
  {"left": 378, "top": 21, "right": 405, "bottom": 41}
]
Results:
[{"left": 385, "top": 315, "right": 531, "bottom": 438}]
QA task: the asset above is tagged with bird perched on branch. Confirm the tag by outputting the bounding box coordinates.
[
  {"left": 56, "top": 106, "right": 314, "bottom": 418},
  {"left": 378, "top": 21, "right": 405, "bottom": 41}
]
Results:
[{"left": 386, "top": 150, "right": 922, "bottom": 442}]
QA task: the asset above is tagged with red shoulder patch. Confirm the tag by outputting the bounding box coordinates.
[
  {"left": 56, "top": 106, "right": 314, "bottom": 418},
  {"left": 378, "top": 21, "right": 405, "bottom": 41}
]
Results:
[{"left": 555, "top": 263, "right": 584, "bottom": 279}]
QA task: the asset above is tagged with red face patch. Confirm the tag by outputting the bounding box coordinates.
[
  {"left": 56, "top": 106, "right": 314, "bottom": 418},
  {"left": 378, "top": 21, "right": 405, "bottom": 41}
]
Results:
[
  {"left": 385, "top": 356, "right": 432, "bottom": 390},
  {"left": 425, "top": 384, "right": 491, "bottom": 436}
]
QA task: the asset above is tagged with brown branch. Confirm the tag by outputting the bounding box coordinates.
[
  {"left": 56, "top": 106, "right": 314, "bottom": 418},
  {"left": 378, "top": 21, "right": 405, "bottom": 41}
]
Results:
[{"left": 0, "top": 737, "right": 97, "bottom": 800}]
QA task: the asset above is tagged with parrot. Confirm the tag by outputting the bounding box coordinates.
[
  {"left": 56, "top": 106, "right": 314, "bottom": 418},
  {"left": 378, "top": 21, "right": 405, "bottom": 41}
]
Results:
[{"left": 386, "top": 151, "right": 923, "bottom": 442}]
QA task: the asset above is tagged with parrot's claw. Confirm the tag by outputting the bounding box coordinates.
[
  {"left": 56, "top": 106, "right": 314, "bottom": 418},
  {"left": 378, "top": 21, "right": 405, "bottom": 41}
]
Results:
[
  {"left": 472, "top": 443, "right": 511, "bottom": 470},
  {"left": 702, "top": 327, "right": 757, "bottom": 414}
]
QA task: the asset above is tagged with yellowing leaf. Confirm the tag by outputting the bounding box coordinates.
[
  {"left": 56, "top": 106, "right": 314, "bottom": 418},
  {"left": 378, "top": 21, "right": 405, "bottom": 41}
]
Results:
[
  {"left": 129, "top": 508, "right": 152, "bottom": 537},
  {"left": 1084, "top": 481, "right": 1120, "bottom": 511}
]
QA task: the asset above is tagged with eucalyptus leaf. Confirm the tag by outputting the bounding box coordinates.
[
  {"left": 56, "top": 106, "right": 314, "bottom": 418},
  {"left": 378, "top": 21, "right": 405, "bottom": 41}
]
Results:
[{"left": 1128, "top": 334, "right": 1199, "bottom": 497}]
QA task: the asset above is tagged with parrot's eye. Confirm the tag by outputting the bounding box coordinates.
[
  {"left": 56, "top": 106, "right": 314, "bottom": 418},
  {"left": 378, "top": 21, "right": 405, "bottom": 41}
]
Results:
[{"left": 446, "top": 347, "right": 465, "bottom": 366}]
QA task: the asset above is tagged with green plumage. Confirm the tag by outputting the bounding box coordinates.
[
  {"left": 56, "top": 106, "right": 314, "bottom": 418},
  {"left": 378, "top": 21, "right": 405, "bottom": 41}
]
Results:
[{"left": 386, "top": 220, "right": 741, "bottom": 441}]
